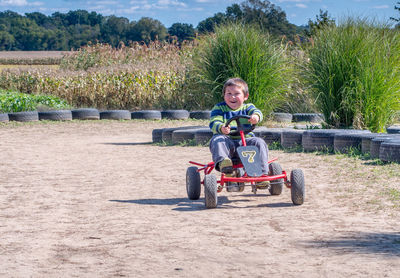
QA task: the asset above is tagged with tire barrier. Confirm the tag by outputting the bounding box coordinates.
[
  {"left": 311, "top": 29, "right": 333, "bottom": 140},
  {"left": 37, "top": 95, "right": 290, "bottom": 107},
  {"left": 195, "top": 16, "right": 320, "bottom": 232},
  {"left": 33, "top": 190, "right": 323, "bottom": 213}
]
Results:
[
  {"left": 302, "top": 129, "right": 352, "bottom": 152},
  {"left": 333, "top": 131, "right": 372, "bottom": 153},
  {"left": 281, "top": 130, "right": 305, "bottom": 149},
  {"left": 189, "top": 111, "right": 211, "bottom": 120},
  {"left": 131, "top": 110, "right": 162, "bottom": 120},
  {"left": 71, "top": 108, "right": 100, "bottom": 120},
  {"left": 370, "top": 135, "right": 400, "bottom": 159},
  {"left": 161, "top": 110, "right": 190, "bottom": 120},
  {"left": 152, "top": 128, "right": 164, "bottom": 143},
  {"left": 272, "top": 112, "right": 293, "bottom": 123},
  {"left": 293, "top": 124, "right": 322, "bottom": 130},
  {"left": 100, "top": 110, "right": 131, "bottom": 120},
  {"left": 258, "top": 128, "right": 289, "bottom": 144},
  {"left": 292, "top": 113, "right": 324, "bottom": 123},
  {"left": 172, "top": 128, "right": 209, "bottom": 144},
  {"left": 195, "top": 128, "right": 213, "bottom": 145},
  {"left": 8, "top": 111, "right": 39, "bottom": 122},
  {"left": 379, "top": 140, "right": 400, "bottom": 163},
  {"left": 161, "top": 126, "right": 206, "bottom": 143},
  {"left": 0, "top": 113, "right": 9, "bottom": 122},
  {"left": 361, "top": 133, "right": 387, "bottom": 154},
  {"left": 386, "top": 126, "right": 400, "bottom": 134},
  {"left": 38, "top": 110, "right": 72, "bottom": 121}
]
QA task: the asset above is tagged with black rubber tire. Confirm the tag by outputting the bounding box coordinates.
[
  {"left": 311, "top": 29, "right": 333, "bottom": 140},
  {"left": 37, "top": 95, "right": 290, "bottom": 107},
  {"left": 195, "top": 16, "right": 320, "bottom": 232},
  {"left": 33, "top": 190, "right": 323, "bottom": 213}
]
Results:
[
  {"left": 161, "top": 110, "right": 190, "bottom": 120},
  {"left": 100, "top": 110, "right": 131, "bottom": 120},
  {"left": 131, "top": 110, "right": 162, "bottom": 120},
  {"left": 195, "top": 128, "right": 213, "bottom": 145},
  {"left": 290, "top": 169, "right": 305, "bottom": 205},
  {"left": 71, "top": 108, "right": 100, "bottom": 120},
  {"left": 0, "top": 113, "right": 9, "bottom": 122},
  {"left": 162, "top": 125, "right": 204, "bottom": 143},
  {"left": 333, "top": 132, "right": 370, "bottom": 153},
  {"left": 204, "top": 174, "right": 218, "bottom": 209},
  {"left": 281, "top": 130, "right": 305, "bottom": 149},
  {"left": 360, "top": 133, "right": 384, "bottom": 154},
  {"left": 8, "top": 111, "right": 39, "bottom": 122},
  {"left": 152, "top": 128, "right": 164, "bottom": 143},
  {"left": 370, "top": 136, "right": 400, "bottom": 159},
  {"left": 292, "top": 113, "right": 324, "bottom": 123},
  {"left": 186, "top": 166, "right": 201, "bottom": 200},
  {"left": 387, "top": 126, "right": 400, "bottom": 134},
  {"left": 302, "top": 129, "right": 349, "bottom": 152},
  {"left": 189, "top": 110, "right": 211, "bottom": 120},
  {"left": 172, "top": 129, "right": 197, "bottom": 144},
  {"left": 38, "top": 110, "right": 72, "bottom": 121},
  {"left": 258, "top": 128, "right": 286, "bottom": 144},
  {"left": 268, "top": 162, "right": 284, "bottom": 195},
  {"left": 272, "top": 112, "right": 293, "bottom": 123},
  {"left": 379, "top": 140, "right": 400, "bottom": 163}
]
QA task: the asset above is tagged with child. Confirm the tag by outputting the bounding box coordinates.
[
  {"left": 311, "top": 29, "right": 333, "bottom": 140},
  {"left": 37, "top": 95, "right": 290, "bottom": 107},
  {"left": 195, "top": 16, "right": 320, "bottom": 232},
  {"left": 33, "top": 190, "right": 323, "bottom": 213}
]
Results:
[{"left": 209, "top": 77, "right": 269, "bottom": 179}]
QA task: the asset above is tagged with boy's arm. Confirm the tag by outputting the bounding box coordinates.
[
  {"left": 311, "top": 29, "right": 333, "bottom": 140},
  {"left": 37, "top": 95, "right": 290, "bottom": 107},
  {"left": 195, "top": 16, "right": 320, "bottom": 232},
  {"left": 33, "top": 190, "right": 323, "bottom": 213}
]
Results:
[
  {"left": 209, "top": 105, "right": 225, "bottom": 134},
  {"left": 246, "top": 103, "right": 263, "bottom": 123}
]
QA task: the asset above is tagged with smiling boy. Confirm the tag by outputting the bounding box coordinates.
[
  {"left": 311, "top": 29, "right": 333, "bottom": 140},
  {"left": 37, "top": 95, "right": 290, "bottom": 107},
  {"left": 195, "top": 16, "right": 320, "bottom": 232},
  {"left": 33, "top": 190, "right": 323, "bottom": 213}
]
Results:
[{"left": 209, "top": 78, "right": 269, "bottom": 186}]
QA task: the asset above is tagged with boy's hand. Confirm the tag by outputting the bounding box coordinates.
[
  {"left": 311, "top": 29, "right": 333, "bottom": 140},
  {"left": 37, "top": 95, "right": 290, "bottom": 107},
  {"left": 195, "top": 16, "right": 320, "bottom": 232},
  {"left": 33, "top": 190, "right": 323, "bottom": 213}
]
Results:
[
  {"left": 249, "top": 114, "right": 260, "bottom": 124},
  {"left": 221, "top": 125, "right": 231, "bottom": 135}
]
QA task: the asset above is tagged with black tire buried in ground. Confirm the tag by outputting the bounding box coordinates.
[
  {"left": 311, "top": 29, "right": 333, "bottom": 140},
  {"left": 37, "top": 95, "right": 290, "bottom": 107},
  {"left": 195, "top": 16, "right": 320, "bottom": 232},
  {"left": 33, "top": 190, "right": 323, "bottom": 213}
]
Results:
[
  {"left": 161, "top": 110, "right": 190, "bottom": 120},
  {"left": 172, "top": 129, "right": 197, "bottom": 144},
  {"left": 272, "top": 112, "right": 293, "bottom": 123},
  {"left": 281, "top": 130, "right": 305, "bottom": 149},
  {"left": 268, "top": 162, "right": 283, "bottom": 195},
  {"left": 0, "top": 113, "right": 9, "bottom": 122},
  {"left": 152, "top": 128, "right": 164, "bottom": 143},
  {"left": 38, "top": 110, "right": 72, "bottom": 121},
  {"left": 195, "top": 129, "right": 213, "bottom": 145},
  {"left": 100, "top": 110, "right": 131, "bottom": 120},
  {"left": 8, "top": 111, "right": 39, "bottom": 122},
  {"left": 131, "top": 110, "right": 162, "bottom": 120},
  {"left": 379, "top": 140, "right": 400, "bottom": 163},
  {"left": 333, "top": 132, "right": 369, "bottom": 153},
  {"left": 292, "top": 113, "right": 324, "bottom": 123},
  {"left": 204, "top": 174, "right": 218, "bottom": 209},
  {"left": 290, "top": 169, "right": 305, "bottom": 205},
  {"left": 186, "top": 166, "right": 201, "bottom": 200},
  {"left": 258, "top": 128, "right": 285, "bottom": 144},
  {"left": 386, "top": 126, "right": 400, "bottom": 134},
  {"left": 71, "top": 108, "right": 100, "bottom": 120}
]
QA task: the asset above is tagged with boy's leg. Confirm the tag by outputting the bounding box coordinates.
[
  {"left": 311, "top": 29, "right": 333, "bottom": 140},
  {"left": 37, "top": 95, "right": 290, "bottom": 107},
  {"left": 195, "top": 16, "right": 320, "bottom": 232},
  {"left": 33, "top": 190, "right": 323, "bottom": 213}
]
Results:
[
  {"left": 209, "top": 134, "right": 235, "bottom": 172},
  {"left": 244, "top": 137, "right": 269, "bottom": 175}
]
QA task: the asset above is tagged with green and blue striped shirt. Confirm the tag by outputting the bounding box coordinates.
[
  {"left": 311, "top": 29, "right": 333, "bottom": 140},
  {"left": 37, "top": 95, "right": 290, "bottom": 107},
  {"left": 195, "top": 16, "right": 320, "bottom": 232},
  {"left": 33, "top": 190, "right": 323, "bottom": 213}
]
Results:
[{"left": 209, "top": 102, "right": 263, "bottom": 139}]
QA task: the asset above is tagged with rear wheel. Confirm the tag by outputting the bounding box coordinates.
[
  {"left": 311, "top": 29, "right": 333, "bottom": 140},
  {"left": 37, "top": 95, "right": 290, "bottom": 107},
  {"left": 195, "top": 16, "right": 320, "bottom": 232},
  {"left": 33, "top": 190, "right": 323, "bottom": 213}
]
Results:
[
  {"left": 186, "top": 167, "right": 201, "bottom": 200},
  {"left": 290, "top": 169, "right": 305, "bottom": 205},
  {"left": 268, "top": 162, "right": 283, "bottom": 195},
  {"left": 204, "top": 174, "right": 218, "bottom": 209}
]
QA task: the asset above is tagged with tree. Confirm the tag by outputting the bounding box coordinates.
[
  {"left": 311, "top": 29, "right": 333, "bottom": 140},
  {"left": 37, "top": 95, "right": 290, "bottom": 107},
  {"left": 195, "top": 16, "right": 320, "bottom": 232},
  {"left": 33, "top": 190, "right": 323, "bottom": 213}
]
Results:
[
  {"left": 197, "top": 12, "right": 227, "bottom": 33},
  {"left": 100, "top": 15, "right": 129, "bottom": 46},
  {"left": 390, "top": 2, "right": 400, "bottom": 28},
  {"left": 168, "top": 23, "right": 195, "bottom": 42},
  {"left": 305, "top": 9, "right": 335, "bottom": 37},
  {"left": 126, "top": 17, "right": 167, "bottom": 43}
]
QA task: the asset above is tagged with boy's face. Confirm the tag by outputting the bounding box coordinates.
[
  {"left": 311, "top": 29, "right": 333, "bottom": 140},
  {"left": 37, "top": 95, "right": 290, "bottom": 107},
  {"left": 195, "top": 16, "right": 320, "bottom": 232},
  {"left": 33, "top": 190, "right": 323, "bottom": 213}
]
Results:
[{"left": 224, "top": 85, "right": 248, "bottom": 110}]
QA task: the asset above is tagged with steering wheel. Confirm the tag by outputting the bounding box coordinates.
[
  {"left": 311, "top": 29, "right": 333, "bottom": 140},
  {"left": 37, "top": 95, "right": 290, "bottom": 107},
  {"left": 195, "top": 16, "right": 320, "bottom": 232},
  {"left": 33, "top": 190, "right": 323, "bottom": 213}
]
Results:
[{"left": 224, "top": 115, "right": 256, "bottom": 137}]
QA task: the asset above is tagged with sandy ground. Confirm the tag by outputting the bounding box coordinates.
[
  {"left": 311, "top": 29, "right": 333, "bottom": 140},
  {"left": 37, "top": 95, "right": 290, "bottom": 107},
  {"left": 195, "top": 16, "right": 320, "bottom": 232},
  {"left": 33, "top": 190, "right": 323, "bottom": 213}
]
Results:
[{"left": 0, "top": 120, "right": 399, "bottom": 278}]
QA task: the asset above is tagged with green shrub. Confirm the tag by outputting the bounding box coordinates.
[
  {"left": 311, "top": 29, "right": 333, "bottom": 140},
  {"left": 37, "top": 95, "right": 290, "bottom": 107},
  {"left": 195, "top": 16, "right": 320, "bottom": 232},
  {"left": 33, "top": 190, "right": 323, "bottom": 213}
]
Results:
[
  {"left": 0, "top": 90, "right": 69, "bottom": 112},
  {"left": 192, "top": 23, "right": 293, "bottom": 116},
  {"left": 303, "top": 17, "right": 400, "bottom": 132}
]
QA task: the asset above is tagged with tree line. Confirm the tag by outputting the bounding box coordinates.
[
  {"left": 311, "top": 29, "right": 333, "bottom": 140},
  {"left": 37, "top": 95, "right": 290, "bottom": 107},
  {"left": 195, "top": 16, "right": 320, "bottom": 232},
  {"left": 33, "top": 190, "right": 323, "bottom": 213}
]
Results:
[{"left": 0, "top": 0, "right": 308, "bottom": 51}]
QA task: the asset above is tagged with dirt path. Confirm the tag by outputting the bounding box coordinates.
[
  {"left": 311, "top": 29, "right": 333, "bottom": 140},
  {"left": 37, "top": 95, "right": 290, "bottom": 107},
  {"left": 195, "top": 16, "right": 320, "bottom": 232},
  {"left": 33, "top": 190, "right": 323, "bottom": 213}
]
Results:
[{"left": 0, "top": 121, "right": 399, "bottom": 277}]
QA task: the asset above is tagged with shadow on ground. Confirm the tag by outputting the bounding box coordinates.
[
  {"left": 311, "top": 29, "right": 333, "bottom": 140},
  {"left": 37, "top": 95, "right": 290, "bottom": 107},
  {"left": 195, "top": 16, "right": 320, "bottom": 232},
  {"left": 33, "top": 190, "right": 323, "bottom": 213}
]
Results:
[{"left": 302, "top": 232, "right": 400, "bottom": 257}]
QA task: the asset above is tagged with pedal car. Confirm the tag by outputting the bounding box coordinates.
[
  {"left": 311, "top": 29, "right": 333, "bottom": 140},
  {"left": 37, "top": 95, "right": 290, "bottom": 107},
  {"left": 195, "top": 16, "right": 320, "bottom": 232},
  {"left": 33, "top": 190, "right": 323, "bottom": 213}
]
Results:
[{"left": 186, "top": 115, "right": 305, "bottom": 208}]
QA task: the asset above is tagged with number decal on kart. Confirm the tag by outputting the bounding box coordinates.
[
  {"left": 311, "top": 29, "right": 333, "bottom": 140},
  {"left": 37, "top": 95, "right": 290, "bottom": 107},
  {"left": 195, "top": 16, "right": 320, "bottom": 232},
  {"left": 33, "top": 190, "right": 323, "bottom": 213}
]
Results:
[{"left": 241, "top": 150, "right": 256, "bottom": 163}]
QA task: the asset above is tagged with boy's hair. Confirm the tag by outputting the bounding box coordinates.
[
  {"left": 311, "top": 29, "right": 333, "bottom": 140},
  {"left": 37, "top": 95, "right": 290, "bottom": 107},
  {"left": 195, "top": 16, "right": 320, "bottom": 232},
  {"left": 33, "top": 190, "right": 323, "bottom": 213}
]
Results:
[{"left": 222, "top": 78, "right": 249, "bottom": 96}]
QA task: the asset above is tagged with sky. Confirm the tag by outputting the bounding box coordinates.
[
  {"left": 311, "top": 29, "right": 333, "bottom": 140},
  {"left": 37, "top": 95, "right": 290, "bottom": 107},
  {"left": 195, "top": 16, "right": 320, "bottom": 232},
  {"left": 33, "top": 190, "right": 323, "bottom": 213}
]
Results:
[{"left": 0, "top": 0, "right": 398, "bottom": 27}]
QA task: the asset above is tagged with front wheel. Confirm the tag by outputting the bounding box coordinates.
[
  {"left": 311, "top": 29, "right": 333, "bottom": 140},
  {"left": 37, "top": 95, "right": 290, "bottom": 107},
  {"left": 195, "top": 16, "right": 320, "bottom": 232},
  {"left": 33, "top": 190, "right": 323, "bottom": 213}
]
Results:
[
  {"left": 186, "top": 167, "right": 201, "bottom": 200},
  {"left": 204, "top": 174, "right": 218, "bottom": 209},
  {"left": 269, "top": 162, "right": 284, "bottom": 195},
  {"left": 290, "top": 169, "right": 305, "bottom": 205}
]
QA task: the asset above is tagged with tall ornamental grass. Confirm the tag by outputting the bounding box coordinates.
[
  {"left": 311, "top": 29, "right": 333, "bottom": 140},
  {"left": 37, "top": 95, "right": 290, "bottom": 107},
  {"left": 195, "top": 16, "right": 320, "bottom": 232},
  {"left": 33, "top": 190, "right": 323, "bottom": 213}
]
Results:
[
  {"left": 303, "top": 18, "right": 400, "bottom": 132},
  {"left": 193, "top": 23, "right": 293, "bottom": 116}
]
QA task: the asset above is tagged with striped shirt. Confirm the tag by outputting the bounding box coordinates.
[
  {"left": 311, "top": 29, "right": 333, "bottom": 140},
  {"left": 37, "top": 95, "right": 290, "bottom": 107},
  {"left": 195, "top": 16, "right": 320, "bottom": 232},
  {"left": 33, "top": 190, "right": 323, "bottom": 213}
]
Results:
[{"left": 209, "top": 102, "right": 263, "bottom": 139}]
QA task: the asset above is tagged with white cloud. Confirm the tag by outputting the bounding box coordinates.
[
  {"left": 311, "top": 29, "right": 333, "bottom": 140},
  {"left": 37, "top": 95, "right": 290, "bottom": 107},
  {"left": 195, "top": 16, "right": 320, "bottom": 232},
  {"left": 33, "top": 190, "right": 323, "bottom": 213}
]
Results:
[
  {"left": 295, "top": 3, "right": 307, "bottom": 8},
  {"left": 373, "top": 5, "right": 389, "bottom": 9},
  {"left": 0, "top": 0, "right": 42, "bottom": 6}
]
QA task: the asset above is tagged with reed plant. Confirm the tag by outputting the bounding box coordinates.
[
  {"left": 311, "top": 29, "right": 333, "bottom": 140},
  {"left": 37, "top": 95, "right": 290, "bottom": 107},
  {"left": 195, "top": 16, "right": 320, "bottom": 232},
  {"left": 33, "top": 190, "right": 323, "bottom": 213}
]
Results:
[
  {"left": 303, "top": 17, "right": 400, "bottom": 132},
  {"left": 192, "top": 23, "right": 293, "bottom": 116}
]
